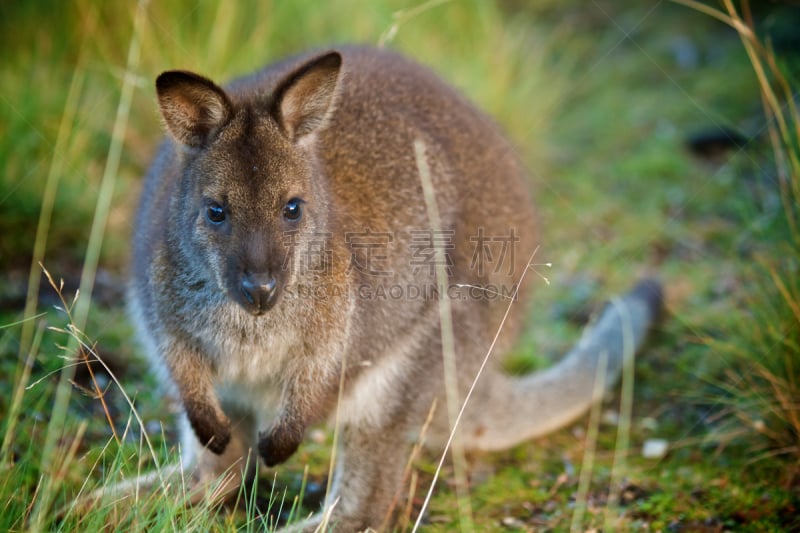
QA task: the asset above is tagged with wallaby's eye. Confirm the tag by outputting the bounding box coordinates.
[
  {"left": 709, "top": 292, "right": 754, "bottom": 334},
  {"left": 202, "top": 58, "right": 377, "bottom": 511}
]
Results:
[
  {"left": 206, "top": 202, "right": 226, "bottom": 225},
  {"left": 283, "top": 198, "right": 303, "bottom": 221}
]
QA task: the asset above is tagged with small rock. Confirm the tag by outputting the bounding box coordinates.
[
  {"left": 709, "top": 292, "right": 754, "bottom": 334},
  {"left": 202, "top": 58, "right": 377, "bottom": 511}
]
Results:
[
  {"left": 639, "top": 417, "right": 658, "bottom": 431},
  {"left": 309, "top": 428, "right": 327, "bottom": 444},
  {"left": 145, "top": 420, "right": 162, "bottom": 436},
  {"left": 501, "top": 516, "right": 526, "bottom": 529},
  {"left": 642, "top": 438, "right": 669, "bottom": 459},
  {"left": 670, "top": 35, "right": 699, "bottom": 70},
  {"left": 562, "top": 457, "right": 575, "bottom": 477},
  {"left": 603, "top": 409, "right": 620, "bottom": 426}
]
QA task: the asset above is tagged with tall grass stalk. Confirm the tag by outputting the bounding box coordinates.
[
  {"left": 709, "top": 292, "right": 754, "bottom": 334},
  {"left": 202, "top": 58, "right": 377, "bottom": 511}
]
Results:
[
  {"left": 674, "top": 1, "right": 800, "bottom": 243},
  {"left": 413, "top": 138, "right": 474, "bottom": 532},
  {"left": 569, "top": 349, "right": 608, "bottom": 532},
  {"left": 29, "top": 1, "right": 149, "bottom": 528},
  {"left": 38, "top": 267, "right": 178, "bottom": 530},
  {"left": 603, "top": 297, "right": 637, "bottom": 530},
  {"left": 412, "top": 239, "right": 542, "bottom": 531},
  {"left": 1, "top": 22, "right": 89, "bottom": 468},
  {"left": 1, "top": 320, "right": 45, "bottom": 463},
  {"left": 676, "top": 0, "right": 800, "bottom": 461},
  {"left": 319, "top": 340, "right": 347, "bottom": 529},
  {"left": 378, "top": 0, "right": 452, "bottom": 47}
]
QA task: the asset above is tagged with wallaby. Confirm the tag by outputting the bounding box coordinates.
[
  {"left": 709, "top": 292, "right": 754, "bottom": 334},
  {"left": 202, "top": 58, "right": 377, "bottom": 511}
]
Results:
[{"left": 128, "top": 45, "right": 662, "bottom": 531}]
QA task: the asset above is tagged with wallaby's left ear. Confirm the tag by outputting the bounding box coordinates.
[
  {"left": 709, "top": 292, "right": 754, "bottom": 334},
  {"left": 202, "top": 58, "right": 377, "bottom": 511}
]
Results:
[
  {"left": 156, "top": 70, "right": 233, "bottom": 147},
  {"left": 271, "top": 51, "right": 342, "bottom": 141}
]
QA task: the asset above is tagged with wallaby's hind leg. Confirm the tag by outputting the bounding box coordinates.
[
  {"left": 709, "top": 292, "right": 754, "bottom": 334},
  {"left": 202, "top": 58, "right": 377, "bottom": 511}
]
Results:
[{"left": 284, "top": 418, "right": 415, "bottom": 532}]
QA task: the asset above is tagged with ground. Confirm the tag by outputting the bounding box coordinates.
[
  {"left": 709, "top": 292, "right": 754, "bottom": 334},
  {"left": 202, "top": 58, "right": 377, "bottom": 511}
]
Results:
[{"left": 1, "top": 1, "right": 798, "bottom": 531}]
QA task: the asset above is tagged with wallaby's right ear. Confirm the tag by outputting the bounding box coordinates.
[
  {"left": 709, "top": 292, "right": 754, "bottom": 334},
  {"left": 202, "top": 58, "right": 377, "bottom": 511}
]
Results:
[
  {"left": 271, "top": 51, "right": 342, "bottom": 141},
  {"left": 156, "top": 71, "right": 233, "bottom": 147}
]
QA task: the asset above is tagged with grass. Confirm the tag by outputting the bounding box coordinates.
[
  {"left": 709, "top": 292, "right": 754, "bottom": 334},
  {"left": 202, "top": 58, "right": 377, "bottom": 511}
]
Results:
[{"left": 1, "top": 0, "right": 799, "bottom": 531}]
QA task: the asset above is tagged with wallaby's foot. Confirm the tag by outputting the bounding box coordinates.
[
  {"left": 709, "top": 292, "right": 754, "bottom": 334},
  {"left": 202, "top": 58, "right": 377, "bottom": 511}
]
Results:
[
  {"left": 185, "top": 401, "right": 232, "bottom": 455},
  {"left": 281, "top": 513, "right": 370, "bottom": 533},
  {"left": 257, "top": 423, "right": 304, "bottom": 467}
]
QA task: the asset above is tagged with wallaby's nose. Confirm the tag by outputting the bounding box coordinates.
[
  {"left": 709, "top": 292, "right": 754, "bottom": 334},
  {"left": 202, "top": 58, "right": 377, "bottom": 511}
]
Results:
[{"left": 239, "top": 273, "right": 277, "bottom": 315}]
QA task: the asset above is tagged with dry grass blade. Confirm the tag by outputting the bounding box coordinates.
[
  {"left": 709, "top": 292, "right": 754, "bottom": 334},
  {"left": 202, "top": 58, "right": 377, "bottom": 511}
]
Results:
[
  {"left": 413, "top": 138, "right": 473, "bottom": 532},
  {"left": 603, "top": 297, "right": 636, "bottom": 529},
  {"left": 319, "top": 330, "right": 349, "bottom": 526},
  {"left": 29, "top": 1, "right": 151, "bottom": 528},
  {"left": 678, "top": 0, "right": 800, "bottom": 468},
  {"left": 411, "top": 237, "right": 541, "bottom": 530},
  {"left": 378, "top": 0, "right": 453, "bottom": 47},
  {"left": 1, "top": 320, "right": 46, "bottom": 463},
  {"left": 381, "top": 399, "right": 438, "bottom": 532},
  {"left": 570, "top": 350, "right": 608, "bottom": 532}
]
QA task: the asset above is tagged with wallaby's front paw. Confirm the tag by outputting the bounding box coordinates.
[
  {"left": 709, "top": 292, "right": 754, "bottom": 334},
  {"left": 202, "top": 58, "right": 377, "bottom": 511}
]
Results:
[
  {"left": 258, "top": 425, "right": 303, "bottom": 466},
  {"left": 185, "top": 400, "right": 231, "bottom": 454}
]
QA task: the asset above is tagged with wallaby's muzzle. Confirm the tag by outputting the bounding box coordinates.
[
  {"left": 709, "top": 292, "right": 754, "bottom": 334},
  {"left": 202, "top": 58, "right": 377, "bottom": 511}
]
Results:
[{"left": 238, "top": 272, "right": 277, "bottom": 315}]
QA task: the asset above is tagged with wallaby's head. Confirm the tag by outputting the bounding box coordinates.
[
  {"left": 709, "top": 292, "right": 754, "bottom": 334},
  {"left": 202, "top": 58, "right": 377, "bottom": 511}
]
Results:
[{"left": 155, "top": 52, "right": 342, "bottom": 316}]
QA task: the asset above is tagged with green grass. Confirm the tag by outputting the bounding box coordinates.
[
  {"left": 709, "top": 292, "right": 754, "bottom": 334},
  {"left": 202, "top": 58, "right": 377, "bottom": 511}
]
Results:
[{"left": 2, "top": 0, "right": 799, "bottom": 531}]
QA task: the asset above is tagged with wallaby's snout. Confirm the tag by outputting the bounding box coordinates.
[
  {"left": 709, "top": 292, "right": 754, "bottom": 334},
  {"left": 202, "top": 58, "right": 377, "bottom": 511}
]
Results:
[
  {"left": 232, "top": 229, "right": 284, "bottom": 315},
  {"left": 238, "top": 272, "right": 278, "bottom": 315}
]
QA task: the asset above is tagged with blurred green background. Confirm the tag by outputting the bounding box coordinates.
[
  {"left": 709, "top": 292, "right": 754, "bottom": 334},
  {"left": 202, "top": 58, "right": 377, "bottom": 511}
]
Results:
[{"left": 1, "top": 1, "right": 798, "bottom": 531}]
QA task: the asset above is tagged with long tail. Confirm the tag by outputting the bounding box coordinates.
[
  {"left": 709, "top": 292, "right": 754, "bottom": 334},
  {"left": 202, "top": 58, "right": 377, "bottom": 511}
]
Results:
[{"left": 463, "top": 279, "right": 663, "bottom": 451}]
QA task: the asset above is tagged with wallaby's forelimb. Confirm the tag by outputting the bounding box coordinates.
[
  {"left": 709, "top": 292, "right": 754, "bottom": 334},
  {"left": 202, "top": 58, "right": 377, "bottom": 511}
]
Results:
[{"left": 166, "top": 346, "right": 231, "bottom": 454}]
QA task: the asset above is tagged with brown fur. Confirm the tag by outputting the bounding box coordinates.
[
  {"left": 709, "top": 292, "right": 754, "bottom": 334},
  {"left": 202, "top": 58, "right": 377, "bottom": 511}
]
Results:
[{"left": 129, "top": 46, "right": 662, "bottom": 531}]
